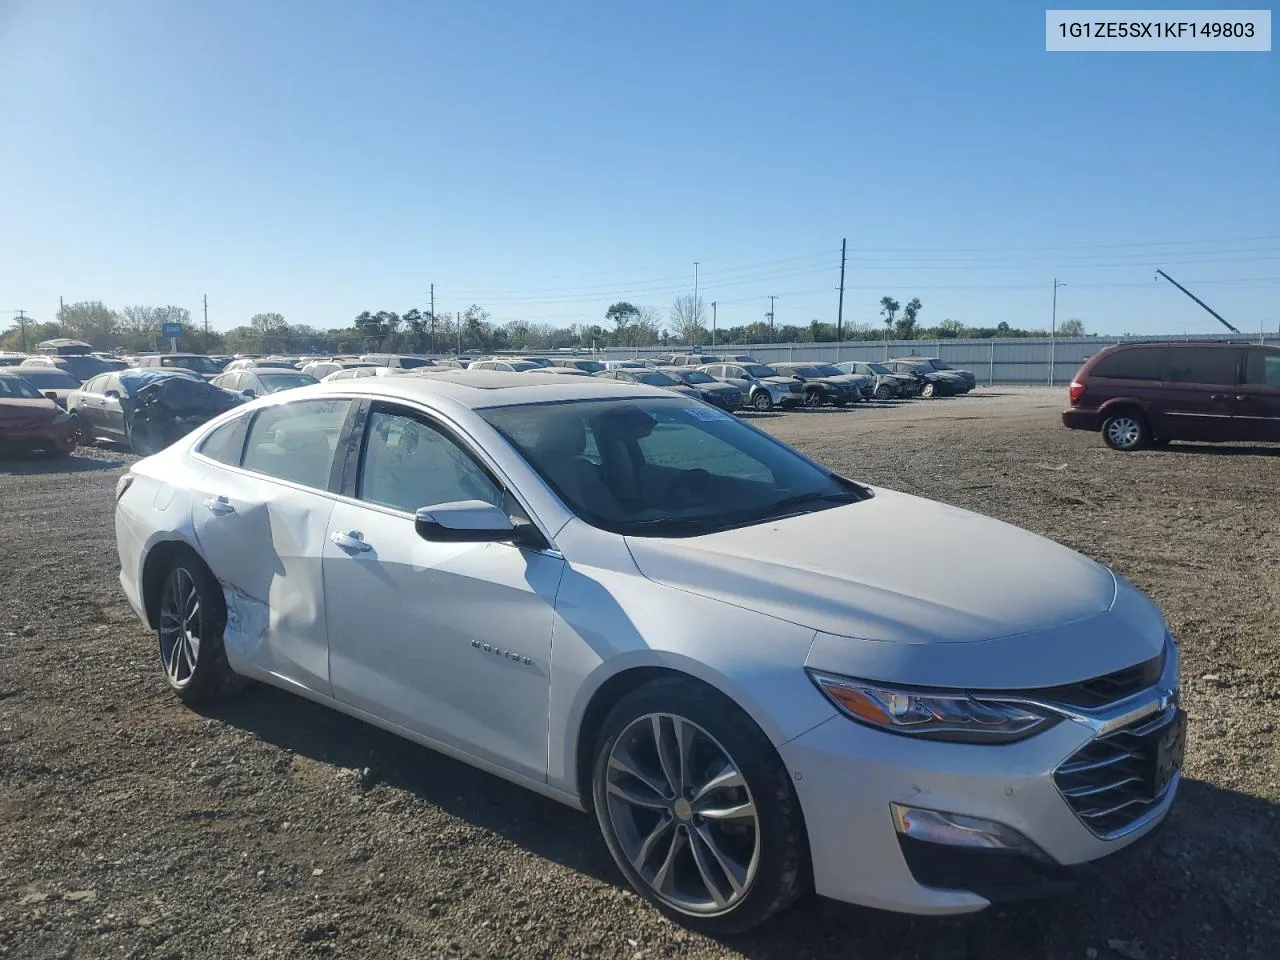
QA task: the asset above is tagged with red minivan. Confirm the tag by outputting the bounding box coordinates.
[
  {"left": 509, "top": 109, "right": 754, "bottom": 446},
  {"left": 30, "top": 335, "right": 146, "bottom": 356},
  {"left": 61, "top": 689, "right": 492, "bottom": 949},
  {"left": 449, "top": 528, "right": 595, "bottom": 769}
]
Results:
[{"left": 1063, "top": 342, "right": 1280, "bottom": 450}]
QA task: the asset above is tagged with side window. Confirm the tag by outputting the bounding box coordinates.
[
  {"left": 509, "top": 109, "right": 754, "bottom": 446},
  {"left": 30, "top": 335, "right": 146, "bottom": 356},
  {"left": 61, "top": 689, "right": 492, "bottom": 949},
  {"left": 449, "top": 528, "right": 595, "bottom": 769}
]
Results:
[
  {"left": 104, "top": 375, "right": 122, "bottom": 395},
  {"left": 727, "top": 366, "right": 745, "bottom": 378},
  {"left": 1244, "top": 350, "right": 1280, "bottom": 386},
  {"left": 1091, "top": 347, "right": 1164, "bottom": 380},
  {"left": 1162, "top": 348, "right": 1242, "bottom": 385},
  {"left": 199, "top": 415, "right": 251, "bottom": 466},
  {"left": 83, "top": 375, "right": 106, "bottom": 394},
  {"left": 242, "top": 399, "right": 352, "bottom": 490},
  {"left": 358, "top": 409, "right": 502, "bottom": 513}
]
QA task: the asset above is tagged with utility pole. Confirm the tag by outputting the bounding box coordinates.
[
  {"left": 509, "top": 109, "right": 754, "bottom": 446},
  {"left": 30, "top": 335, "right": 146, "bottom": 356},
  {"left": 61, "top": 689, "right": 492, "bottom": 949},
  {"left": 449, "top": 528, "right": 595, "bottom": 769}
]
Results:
[
  {"left": 202, "top": 294, "right": 209, "bottom": 341},
  {"left": 15, "top": 310, "right": 29, "bottom": 352},
  {"left": 693, "top": 262, "right": 700, "bottom": 339},
  {"left": 456, "top": 305, "right": 462, "bottom": 356},
  {"left": 1049, "top": 279, "right": 1065, "bottom": 386},
  {"left": 429, "top": 283, "right": 435, "bottom": 354},
  {"left": 711, "top": 301, "right": 717, "bottom": 347},
  {"left": 59, "top": 296, "right": 64, "bottom": 329},
  {"left": 767, "top": 295, "right": 777, "bottom": 339},
  {"left": 836, "top": 238, "right": 846, "bottom": 343}
]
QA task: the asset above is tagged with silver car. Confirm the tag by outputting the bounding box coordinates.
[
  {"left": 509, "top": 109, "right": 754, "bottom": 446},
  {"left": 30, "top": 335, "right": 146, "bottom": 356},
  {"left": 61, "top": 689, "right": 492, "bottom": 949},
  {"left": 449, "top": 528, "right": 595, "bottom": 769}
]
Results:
[
  {"left": 697, "top": 362, "right": 804, "bottom": 411},
  {"left": 115, "top": 372, "right": 1182, "bottom": 934}
]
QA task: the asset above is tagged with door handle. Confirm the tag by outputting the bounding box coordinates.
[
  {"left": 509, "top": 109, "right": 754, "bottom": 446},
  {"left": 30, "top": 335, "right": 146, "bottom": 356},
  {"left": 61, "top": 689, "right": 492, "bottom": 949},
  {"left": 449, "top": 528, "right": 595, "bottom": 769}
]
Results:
[
  {"left": 203, "top": 495, "right": 235, "bottom": 516},
  {"left": 329, "top": 530, "right": 372, "bottom": 552},
  {"left": 1209, "top": 393, "right": 1232, "bottom": 402},
  {"left": 1235, "top": 395, "right": 1252, "bottom": 402}
]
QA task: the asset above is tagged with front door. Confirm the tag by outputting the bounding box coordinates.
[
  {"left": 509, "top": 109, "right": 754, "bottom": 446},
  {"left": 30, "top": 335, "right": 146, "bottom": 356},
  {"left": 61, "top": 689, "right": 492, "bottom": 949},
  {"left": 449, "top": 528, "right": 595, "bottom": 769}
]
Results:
[
  {"left": 1234, "top": 348, "right": 1280, "bottom": 442},
  {"left": 1155, "top": 347, "right": 1244, "bottom": 441},
  {"left": 322, "top": 402, "right": 564, "bottom": 780},
  {"left": 99, "top": 374, "right": 129, "bottom": 440}
]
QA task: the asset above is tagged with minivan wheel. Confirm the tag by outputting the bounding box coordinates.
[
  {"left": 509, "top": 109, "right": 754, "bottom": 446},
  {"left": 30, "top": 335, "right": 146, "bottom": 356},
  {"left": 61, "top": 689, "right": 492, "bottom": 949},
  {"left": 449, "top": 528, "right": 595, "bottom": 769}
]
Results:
[
  {"left": 920, "top": 382, "right": 935, "bottom": 398},
  {"left": 1102, "top": 413, "right": 1150, "bottom": 451},
  {"left": 157, "top": 557, "right": 245, "bottom": 703},
  {"left": 592, "top": 677, "right": 809, "bottom": 935},
  {"left": 752, "top": 391, "right": 774, "bottom": 412}
]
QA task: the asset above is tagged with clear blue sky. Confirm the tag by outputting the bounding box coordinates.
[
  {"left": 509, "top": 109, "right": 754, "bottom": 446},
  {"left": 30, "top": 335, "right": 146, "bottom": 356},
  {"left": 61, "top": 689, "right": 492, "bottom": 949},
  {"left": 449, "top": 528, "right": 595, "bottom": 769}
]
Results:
[{"left": 1, "top": 1, "right": 1277, "bottom": 337}]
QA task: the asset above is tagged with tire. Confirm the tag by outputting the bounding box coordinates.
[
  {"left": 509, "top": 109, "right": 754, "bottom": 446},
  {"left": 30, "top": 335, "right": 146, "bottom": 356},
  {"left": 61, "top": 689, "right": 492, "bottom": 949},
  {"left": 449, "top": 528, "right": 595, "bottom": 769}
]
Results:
[
  {"left": 920, "top": 382, "right": 935, "bottom": 399},
  {"left": 156, "top": 552, "right": 246, "bottom": 703},
  {"left": 70, "top": 412, "right": 91, "bottom": 446},
  {"left": 803, "top": 389, "right": 822, "bottom": 408},
  {"left": 1101, "top": 411, "right": 1150, "bottom": 451},
  {"left": 874, "top": 384, "right": 892, "bottom": 401},
  {"left": 127, "top": 420, "right": 159, "bottom": 456},
  {"left": 591, "top": 676, "right": 809, "bottom": 936},
  {"left": 751, "top": 391, "right": 774, "bottom": 412}
]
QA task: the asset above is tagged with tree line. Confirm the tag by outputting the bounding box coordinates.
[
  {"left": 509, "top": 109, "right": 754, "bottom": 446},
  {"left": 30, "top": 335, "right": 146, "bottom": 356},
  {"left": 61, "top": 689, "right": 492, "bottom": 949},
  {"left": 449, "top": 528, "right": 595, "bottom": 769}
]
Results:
[{"left": 1, "top": 296, "right": 1086, "bottom": 355}]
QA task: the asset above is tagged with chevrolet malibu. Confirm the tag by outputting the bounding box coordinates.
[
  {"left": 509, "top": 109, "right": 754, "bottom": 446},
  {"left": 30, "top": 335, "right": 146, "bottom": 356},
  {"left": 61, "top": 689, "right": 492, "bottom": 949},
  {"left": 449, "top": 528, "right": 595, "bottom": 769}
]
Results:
[{"left": 114, "top": 371, "right": 1183, "bottom": 933}]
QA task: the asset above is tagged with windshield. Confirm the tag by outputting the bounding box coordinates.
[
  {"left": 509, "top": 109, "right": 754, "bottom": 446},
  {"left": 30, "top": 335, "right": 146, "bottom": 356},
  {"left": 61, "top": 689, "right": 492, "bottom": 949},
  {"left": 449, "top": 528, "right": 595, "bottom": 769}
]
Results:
[
  {"left": 927, "top": 359, "right": 953, "bottom": 370},
  {"left": 260, "top": 373, "right": 318, "bottom": 391},
  {"left": 508, "top": 361, "right": 540, "bottom": 372},
  {"left": 867, "top": 363, "right": 891, "bottom": 375},
  {"left": 742, "top": 364, "right": 779, "bottom": 378},
  {"left": 164, "top": 356, "right": 219, "bottom": 373},
  {"left": 55, "top": 356, "right": 111, "bottom": 380},
  {"left": 789, "top": 367, "right": 825, "bottom": 378},
  {"left": 0, "top": 376, "right": 44, "bottom": 400},
  {"left": 631, "top": 371, "right": 677, "bottom": 386},
  {"left": 481, "top": 398, "right": 867, "bottom": 537},
  {"left": 676, "top": 370, "right": 714, "bottom": 384},
  {"left": 10, "top": 369, "right": 77, "bottom": 389},
  {"left": 812, "top": 365, "right": 844, "bottom": 377},
  {"left": 521, "top": 358, "right": 552, "bottom": 367},
  {"left": 572, "top": 360, "right": 604, "bottom": 373},
  {"left": 398, "top": 356, "right": 434, "bottom": 369}
]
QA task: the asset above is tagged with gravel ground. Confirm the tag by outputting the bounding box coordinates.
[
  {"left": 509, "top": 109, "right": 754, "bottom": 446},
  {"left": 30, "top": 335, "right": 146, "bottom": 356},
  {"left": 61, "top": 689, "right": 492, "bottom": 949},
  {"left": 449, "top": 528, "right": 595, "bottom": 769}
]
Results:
[{"left": 1, "top": 387, "right": 1277, "bottom": 960}]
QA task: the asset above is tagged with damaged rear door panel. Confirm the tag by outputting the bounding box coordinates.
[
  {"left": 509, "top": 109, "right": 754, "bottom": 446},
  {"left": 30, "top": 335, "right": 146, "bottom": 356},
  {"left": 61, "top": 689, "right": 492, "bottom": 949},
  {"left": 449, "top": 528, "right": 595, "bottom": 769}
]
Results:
[{"left": 189, "top": 398, "right": 355, "bottom": 696}]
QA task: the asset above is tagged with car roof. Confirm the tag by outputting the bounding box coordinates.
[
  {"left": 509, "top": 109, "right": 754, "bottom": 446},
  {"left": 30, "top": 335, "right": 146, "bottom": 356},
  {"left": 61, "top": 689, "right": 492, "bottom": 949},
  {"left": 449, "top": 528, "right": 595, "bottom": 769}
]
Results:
[
  {"left": 233, "top": 367, "right": 315, "bottom": 376},
  {"left": 290, "top": 368, "right": 665, "bottom": 409}
]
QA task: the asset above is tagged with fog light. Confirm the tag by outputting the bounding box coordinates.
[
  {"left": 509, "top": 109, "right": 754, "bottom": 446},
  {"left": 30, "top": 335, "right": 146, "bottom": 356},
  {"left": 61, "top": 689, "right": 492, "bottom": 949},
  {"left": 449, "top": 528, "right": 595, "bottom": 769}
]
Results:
[{"left": 890, "top": 804, "right": 1047, "bottom": 859}]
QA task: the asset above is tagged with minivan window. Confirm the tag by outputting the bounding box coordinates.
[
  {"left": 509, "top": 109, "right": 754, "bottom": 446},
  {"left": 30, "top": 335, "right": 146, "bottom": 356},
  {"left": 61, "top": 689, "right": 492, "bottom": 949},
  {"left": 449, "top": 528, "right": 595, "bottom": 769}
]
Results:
[
  {"left": 1090, "top": 347, "right": 1164, "bottom": 381},
  {"left": 1244, "top": 349, "right": 1280, "bottom": 386},
  {"left": 241, "top": 399, "right": 352, "bottom": 489},
  {"left": 1162, "top": 348, "right": 1242, "bottom": 385}
]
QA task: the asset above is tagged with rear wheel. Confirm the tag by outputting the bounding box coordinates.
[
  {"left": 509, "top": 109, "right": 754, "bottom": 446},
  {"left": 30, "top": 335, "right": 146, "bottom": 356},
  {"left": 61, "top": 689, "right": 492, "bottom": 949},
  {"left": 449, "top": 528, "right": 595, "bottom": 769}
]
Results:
[
  {"left": 70, "top": 413, "right": 91, "bottom": 446},
  {"left": 157, "top": 555, "right": 245, "bottom": 703},
  {"left": 592, "top": 677, "right": 809, "bottom": 935},
  {"left": 874, "top": 384, "right": 893, "bottom": 401},
  {"left": 1101, "top": 412, "right": 1150, "bottom": 451},
  {"left": 751, "top": 391, "right": 774, "bottom": 412},
  {"left": 920, "top": 382, "right": 936, "bottom": 398}
]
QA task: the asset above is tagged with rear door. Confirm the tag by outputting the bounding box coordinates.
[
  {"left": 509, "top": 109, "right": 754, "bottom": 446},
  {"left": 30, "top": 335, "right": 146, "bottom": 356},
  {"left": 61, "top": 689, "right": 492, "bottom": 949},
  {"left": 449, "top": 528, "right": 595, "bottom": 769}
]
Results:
[
  {"left": 99, "top": 375, "right": 129, "bottom": 440},
  {"left": 1235, "top": 348, "right": 1280, "bottom": 441},
  {"left": 1158, "top": 347, "right": 1245, "bottom": 441},
  {"left": 189, "top": 397, "right": 355, "bottom": 694},
  {"left": 73, "top": 375, "right": 108, "bottom": 433}
]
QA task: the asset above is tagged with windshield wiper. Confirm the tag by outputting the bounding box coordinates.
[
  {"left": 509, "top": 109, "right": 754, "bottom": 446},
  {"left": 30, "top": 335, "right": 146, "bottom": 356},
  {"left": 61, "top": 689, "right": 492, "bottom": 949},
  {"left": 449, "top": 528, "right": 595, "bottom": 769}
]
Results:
[{"left": 756, "top": 490, "right": 866, "bottom": 520}]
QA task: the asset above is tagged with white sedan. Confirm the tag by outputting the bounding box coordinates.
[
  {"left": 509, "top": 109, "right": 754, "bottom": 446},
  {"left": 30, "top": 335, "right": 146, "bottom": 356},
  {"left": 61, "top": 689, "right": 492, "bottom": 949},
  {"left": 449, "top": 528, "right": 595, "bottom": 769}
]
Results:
[{"left": 114, "top": 371, "right": 1183, "bottom": 933}]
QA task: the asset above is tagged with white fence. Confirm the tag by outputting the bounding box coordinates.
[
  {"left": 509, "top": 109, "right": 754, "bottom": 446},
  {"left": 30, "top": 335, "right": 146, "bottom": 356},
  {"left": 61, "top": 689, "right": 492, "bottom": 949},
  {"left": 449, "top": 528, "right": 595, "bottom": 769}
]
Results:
[{"left": 595, "top": 334, "right": 1280, "bottom": 386}]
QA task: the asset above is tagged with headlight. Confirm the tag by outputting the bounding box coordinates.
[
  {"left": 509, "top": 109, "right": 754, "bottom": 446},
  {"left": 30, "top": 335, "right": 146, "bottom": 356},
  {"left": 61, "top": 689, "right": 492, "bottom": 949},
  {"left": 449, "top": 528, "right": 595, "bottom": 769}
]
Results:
[
  {"left": 807, "top": 672, "right": 1058, "bottom": 743},
  {"left": 53, "top": 411, "right": 74, "bottom": 425}
]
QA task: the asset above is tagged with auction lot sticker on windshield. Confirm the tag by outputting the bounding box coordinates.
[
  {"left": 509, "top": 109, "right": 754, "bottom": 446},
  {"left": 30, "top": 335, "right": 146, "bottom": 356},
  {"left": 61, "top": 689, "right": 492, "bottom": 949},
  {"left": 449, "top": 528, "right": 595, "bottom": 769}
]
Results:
[
  {"left": 1046, "top": 10, "right": 1271, "bottom": 50},
  {"left": 683, "top": 406, "right": 733, "bottom": 422}
]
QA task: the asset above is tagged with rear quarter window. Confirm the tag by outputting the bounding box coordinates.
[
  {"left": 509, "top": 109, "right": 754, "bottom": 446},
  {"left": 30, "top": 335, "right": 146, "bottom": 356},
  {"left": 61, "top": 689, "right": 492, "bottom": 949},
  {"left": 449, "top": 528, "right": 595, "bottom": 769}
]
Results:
[
  {"left": 241, "top": 399, "right": 353, "bottom": 489},
  {"left": 1089, "top": 347, "right": 1165, "bottom": 380},
  {"left": 199, "top": 415, "right": 251, "bottom": 466}
]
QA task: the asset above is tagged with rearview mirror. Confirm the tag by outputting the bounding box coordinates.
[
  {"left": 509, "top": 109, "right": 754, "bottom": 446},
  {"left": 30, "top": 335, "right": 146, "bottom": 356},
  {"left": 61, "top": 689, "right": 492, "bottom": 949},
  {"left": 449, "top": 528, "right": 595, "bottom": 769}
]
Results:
[{"left": 414, "top": 500, "right": 538, "bottom": 546}]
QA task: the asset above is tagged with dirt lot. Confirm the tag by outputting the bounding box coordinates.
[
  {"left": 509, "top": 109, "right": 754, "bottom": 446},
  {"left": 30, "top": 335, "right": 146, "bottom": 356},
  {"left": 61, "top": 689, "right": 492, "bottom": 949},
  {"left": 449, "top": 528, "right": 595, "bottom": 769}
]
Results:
[{"left": 2, "top": 387, "right": 1277, "bottom": 960}]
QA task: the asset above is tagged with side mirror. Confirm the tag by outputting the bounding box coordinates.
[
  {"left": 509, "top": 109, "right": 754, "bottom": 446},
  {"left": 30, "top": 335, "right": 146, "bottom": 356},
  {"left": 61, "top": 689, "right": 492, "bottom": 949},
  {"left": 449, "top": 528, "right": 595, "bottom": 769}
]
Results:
[
  {"left": 414, "top": 500, "right": 539, "bottom": 546},
  {"left": 103, "top": 389, "right": 121, "bottom": 400},
  {"left": 43, "top": 391, "right": 58, "bottom": 402},
  {"left": 242, "top": 389, "right": 256, "bottom": 398}
]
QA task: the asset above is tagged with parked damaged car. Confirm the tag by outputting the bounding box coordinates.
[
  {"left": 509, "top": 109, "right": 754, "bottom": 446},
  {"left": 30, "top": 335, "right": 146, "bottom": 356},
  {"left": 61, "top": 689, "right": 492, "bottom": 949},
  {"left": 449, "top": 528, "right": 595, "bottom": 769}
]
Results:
[
  {"left": 68, "top": 370, "right": 245, "bottom": 454},
  {"left": 0, "top": 372, "right": 78, "bottom": 456}
]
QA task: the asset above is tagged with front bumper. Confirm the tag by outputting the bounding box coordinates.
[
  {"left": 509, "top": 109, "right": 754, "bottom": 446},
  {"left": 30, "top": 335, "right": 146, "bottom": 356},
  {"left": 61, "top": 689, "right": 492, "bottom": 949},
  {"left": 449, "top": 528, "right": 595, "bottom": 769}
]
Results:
[{"left": 779, "top": 691, "right": 1180, "bottom": 914}]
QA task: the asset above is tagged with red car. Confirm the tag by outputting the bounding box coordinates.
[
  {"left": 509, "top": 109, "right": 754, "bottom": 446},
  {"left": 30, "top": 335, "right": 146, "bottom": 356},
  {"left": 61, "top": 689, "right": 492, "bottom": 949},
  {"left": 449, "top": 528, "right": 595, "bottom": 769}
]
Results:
[
  {"left": 1063, "top": 341, "right": 1280, "bottom": 450},
  {"left": 0, "top": 372, "right": 79, "bottom": 456}
]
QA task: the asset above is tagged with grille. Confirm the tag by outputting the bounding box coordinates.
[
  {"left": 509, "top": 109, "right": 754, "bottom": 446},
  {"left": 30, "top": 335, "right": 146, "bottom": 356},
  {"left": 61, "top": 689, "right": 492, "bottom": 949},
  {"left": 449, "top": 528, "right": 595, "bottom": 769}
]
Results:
[
  {"left": 1018, "top": 651, "right": 1165, "bottom": 709},
  {"left": 1053, "top": 709, "right": 1181, "bottom": 838}
]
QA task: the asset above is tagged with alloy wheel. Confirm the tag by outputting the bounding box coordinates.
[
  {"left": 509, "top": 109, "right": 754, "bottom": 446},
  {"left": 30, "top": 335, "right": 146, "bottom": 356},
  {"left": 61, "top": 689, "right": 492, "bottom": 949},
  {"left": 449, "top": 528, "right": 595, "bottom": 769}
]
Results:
[
  {"left": 604, "top": 713, "right": 761, "bottom": 916},
  {"left": 158, "top": 568, "right": 202, "bottom": 687},
  {"left": 1106, "top": 416, "right": 1142, "bottom": 449}
]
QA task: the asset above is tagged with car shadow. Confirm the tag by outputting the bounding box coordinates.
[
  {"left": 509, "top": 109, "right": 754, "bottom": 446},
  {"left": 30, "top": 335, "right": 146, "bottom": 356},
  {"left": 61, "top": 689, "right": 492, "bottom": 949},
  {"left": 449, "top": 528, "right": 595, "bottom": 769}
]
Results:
[
  {"left": 200, "top": 687, "right": 1280, "bottom": 959},
  {"left": 1164, "top": 442, "right": 1280, "bottom": 457},
  {"left": 0, "top": 449, "right": 133, "bottom": 473}
]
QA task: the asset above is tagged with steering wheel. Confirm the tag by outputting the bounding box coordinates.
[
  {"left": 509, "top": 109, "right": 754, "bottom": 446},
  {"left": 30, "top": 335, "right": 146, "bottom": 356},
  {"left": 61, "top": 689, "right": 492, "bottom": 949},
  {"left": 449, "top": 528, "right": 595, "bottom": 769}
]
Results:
[{"left": 662, "top": 468, "right": 714, "bottom": 505}]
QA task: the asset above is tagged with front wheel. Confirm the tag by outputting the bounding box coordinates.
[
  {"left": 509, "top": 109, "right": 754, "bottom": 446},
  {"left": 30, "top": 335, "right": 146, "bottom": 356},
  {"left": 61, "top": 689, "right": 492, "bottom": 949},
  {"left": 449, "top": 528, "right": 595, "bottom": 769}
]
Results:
[
  {"left": 1102, "top": 413, "right": 1150, "bottom": 451},
  {"left": 751, "top": 391, "right": 774, "bottom": 412},
  {"left": 803, "top": 389, "right": 822, "bottom": 407},
  {"left": 157, "top": 556, "right": 246, "bottom": 703},
  {"left": 920, "top": 382, "right": 935, "bottom": 398},
  {"left": 874, "top": 384, "right": 893, "bottom": 401},
  {"left": 70, "top": 413, "right": 91, "bottom": 446},
  {"left": 592, "top": 677, "right": 809, "bottom": 935}
]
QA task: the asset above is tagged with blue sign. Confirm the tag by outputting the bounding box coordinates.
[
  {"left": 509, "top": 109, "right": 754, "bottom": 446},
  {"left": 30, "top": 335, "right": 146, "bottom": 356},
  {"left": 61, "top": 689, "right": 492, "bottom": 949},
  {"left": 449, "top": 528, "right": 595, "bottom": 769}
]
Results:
[{"left": 161, "top": 322, "right": 183, "bottom": 338}]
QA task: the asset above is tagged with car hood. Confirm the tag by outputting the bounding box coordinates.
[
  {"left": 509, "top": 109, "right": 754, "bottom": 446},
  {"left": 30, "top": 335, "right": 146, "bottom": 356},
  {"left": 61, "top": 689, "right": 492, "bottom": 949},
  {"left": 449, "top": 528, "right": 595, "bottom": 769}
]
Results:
[
  {"left": 625, "top": 489, "right": 1164, "bottom": 686},
  {"left": 0, "top": 398, "right": 59, "bottom": 430},
  {"left": 694, "top": 382, "right": 739, "bottom": 394},
  {"left": 760, "top": 377, "right": 798, "bottom": 388}
]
